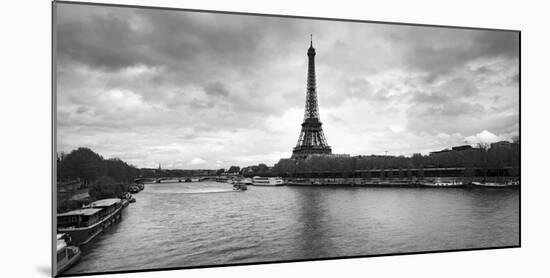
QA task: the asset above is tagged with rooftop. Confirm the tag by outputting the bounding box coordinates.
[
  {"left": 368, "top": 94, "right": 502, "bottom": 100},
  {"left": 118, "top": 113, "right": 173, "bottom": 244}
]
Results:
[
  {"left": 89, "top": 198, "right": 122, "bottom": 208},
  {"left": 57, "top": 208, "right": 102, "bottom": 217}
]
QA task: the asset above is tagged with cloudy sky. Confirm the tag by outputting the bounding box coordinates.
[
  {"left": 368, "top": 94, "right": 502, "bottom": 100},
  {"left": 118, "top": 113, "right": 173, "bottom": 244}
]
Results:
[{"left": 55, "top": 3, "right": 519, "bottom": 169}]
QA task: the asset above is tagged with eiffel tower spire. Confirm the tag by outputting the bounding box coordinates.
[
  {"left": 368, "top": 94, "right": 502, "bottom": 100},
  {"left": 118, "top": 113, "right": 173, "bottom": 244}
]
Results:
[{"left": 292, "top": 36, "right": 332, "bottom": 159}]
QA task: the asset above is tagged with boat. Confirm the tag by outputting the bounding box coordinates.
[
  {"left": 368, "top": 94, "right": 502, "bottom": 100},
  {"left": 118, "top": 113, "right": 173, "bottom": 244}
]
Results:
[
  {"left": 252, "top": 176, "right": 284, "bottom": 186},
  {"left": 120, "top": 192, "right": 133, "bottom": 207},
  {"left": 233, "top": 183, "right": 248, "bottom": 191},
  {"left": 382, "top": 180, "right": 411, "bottom": 186},
  {"left": 240, "top": 178, "right": 253, "bottom": 185},
  {"left": 120, "top": 192, "right": 135, "bottom": 205},
  {"left": 57, "top": 198, "right": 124, "bottom": 245},
  {"left": 472, "top": 181, "right": 508, "bottom": 187},
  {"left": 129, "top": 185, "right": 140, "bottom": 193},
  {"left": 506, "top": 180, "right": 520, "bottom": 186},
  {"left": 419, "top": 178, "right": 464, "bottom": 187},
  {"left": 285, "top": 178, "right": 311, "bottom": 185},
  {"left": 135, "top": 183, "right": 145, "bottom": 191},
  {"left": 56, "top": 233, "right": 81, "bottom": 274}
]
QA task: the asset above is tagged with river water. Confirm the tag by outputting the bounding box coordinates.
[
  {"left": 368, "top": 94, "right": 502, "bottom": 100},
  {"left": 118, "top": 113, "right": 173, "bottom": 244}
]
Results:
[{"left": 66, "top": 181, "right": 519, "bottom": 275}]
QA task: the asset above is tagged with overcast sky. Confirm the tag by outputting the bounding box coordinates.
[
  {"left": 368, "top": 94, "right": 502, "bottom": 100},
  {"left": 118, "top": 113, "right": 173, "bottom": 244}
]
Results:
[{"left": 55, "top": 3, "right": 519, "bottom": 169}]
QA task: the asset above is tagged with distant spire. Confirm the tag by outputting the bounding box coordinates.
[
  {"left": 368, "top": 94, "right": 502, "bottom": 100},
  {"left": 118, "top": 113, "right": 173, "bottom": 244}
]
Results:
[{"left": 310, "top": 34, "right": 313, "bottom": 47}]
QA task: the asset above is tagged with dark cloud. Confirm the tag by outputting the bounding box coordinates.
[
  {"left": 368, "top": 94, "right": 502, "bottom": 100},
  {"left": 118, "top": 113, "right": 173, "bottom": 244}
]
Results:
[
  {"left": 409, "top": 77, "right": 479, "bottom": 107},
  {"left": 75, "top": 106, "right": 90, "bottom": 114},
  {"left": 57, "top": 12, "right": 152, "bottom": 70},
  {"left": 204, "top": 82, "right": 229, "bottom": 97},
  {"left": 475, "top": 66, "right": 492, "bottom": 74},
  {"left": 387, "top": 27, "right": 519, "bottom": 82}
]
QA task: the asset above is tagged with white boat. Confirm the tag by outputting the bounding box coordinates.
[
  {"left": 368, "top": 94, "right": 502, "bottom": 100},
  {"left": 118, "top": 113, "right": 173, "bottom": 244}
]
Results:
[
  {"left": 56, "top": 233, "right": 81, "bottom": 274},
  {"left": 241, "top": 178, "right": 253, "bottom": 185},
  {"left": 420, "top": 178, "right": 463, "bottom": 187},
  {"left": 506, "top": 180, "right": 520, "bottom": 186},
  {"left": 472, "top": 181, "right": 508, "bottom": 187},
  {"left": 252, "top": 176, "right": 284, "bottom": 186}
]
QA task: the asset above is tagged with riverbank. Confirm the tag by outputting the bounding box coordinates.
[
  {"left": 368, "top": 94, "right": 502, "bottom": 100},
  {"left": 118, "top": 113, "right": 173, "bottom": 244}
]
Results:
[{"left": 284, "top": 177, "right": 520, "bottom": 187}]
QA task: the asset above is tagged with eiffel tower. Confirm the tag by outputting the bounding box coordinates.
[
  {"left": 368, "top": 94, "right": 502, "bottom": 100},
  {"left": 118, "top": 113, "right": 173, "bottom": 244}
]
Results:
[{"left": 292, "top": 35, "right": 332, "bottom": 159}]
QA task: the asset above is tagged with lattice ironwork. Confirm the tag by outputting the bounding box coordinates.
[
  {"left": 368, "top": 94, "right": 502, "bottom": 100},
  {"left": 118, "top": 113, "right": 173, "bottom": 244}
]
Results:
[
  {"left": 304, "top": 40, "right": 319, "bottom": 120},
  {"left": 292, "top": 36, "right": 332, "bottom": 159}
]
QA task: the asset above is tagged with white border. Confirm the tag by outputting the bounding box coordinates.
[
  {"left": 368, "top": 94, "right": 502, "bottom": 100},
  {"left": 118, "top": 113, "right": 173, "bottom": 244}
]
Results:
[{"left": 2, "top": 0, "right": 550, "bottom": 277}]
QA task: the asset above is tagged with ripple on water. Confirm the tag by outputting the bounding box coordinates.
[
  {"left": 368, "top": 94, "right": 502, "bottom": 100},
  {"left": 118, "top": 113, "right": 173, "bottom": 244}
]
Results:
[{"left": 67, "top": 183, "right": 519, "bottom": 274}]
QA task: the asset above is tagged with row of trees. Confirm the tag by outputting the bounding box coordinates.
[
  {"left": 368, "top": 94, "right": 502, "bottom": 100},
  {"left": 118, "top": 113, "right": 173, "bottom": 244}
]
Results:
[
  {"left": 57, "top": 147, "right": 140, "bottom": 184},
  {"left": 272, "top": 144, "right": 520, "bottom": 177},
  {"left": 241, "top": 164, "right": 270, "bottom": 177},
  {"left": 57, "top": 143, "right": 519, "bottom": 185}
]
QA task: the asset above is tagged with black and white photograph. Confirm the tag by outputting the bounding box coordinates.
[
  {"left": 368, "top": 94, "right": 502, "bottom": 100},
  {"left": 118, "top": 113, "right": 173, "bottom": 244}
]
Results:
[{"left": 53, "top": 1, "right": 519, "bottom": 276}]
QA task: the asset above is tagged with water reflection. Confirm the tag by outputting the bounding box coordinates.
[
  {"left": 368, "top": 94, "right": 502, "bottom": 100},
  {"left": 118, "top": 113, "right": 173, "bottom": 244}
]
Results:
[{"left": 293, "top": 186, "right": 335, "bottom": 259}]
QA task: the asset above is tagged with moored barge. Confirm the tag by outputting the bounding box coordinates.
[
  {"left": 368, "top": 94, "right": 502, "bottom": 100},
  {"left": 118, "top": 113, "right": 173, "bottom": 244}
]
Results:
[
  {"left": 56, "top": 233, "right": 81, "bottom": 274},
  {"left": 57, "top": 198, "right": 124, "bottom": 245},
  {"left": 252, "top": 176, "right": 284, "bottom": 186}
]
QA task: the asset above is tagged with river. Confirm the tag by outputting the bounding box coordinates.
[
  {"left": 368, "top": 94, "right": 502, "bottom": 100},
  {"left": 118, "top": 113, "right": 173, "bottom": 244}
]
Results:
[{"left": 66, "top": 181, "right": 519, "bottom": 275}]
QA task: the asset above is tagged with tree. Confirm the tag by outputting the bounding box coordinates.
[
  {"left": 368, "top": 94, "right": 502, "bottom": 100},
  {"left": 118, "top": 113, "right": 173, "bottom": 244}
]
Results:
[
  {"left": 257, "top": 164, "right": 269, "bottom": 174},
  {"left": 58, "top": 147, "right": 140, "bottom": 184},
  {"left": 57, "top": 152, "right": 67, "bottom": 181},
  {"left": 227, "top": 166, "right": 240, "bottom": 174},
  {"left": 105, "top": 158, "right": 127, "bottom": 182},
  {"left": 273, "top": 159, "right": 296, "bottom": 177},
  {"left": 60, "top": 147, "right": 106, "bottom": 184},
  {"left": 88, "top": 176, "right": 127, "bottom": 199},
  {"left": 104, "top": 158, "right": 139, "bottom": 182}
]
